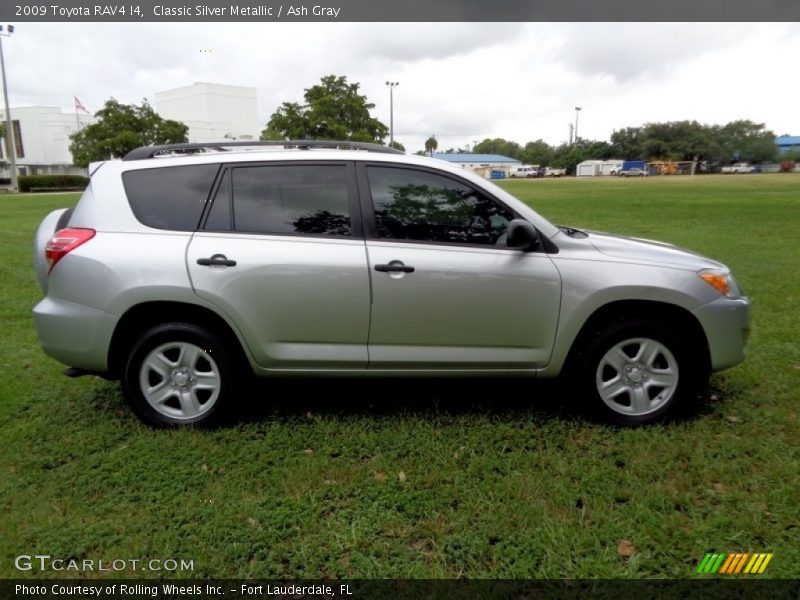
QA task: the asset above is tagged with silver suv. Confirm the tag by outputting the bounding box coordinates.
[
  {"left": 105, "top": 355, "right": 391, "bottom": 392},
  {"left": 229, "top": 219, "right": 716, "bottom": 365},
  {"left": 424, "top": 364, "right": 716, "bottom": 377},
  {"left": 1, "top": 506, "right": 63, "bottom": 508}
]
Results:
[{"left": 33, "top": 141, "right": 750, "bottom": 427}]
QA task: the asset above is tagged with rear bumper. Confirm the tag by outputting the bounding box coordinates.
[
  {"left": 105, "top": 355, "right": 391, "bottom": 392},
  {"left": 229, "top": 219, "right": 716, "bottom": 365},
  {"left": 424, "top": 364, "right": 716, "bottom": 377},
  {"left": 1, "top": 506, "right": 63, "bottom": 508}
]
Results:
[
  {"left": 32, "top": 297, "right": 115, "bottom": 373},
  {"left": 693, "top": 296, "right": 751, "bottom": 372}
]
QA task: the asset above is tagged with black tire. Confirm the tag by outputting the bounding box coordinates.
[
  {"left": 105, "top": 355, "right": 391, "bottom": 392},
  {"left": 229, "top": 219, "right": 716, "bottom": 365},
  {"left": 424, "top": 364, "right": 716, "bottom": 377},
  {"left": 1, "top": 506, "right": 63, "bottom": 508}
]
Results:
[
  {"left": 121, "top": 322, "right": 237, "bottom": 428},
  {"left": 574, "top": 318, "right": 707, "bottom": 426}
]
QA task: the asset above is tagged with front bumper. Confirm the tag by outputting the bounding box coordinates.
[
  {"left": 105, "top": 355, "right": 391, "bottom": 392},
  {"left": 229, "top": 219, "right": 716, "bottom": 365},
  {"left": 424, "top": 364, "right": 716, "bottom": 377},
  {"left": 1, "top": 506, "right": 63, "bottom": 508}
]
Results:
[{"left": 693, "top": 295, "right": 751, "bottom": 372}]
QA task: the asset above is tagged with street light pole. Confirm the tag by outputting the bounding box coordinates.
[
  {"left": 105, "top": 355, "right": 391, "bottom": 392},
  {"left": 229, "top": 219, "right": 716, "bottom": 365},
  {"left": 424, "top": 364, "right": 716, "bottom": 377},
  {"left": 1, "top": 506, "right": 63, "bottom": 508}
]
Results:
[
  {"left": 574, "top": 106, "right": 582, "bottom": 145},
  {"left": 0, "top": 25, "right": 17, "bottom": 192},
  {"left": 385, "top": 81, "right": 399, "bottom": 147}
]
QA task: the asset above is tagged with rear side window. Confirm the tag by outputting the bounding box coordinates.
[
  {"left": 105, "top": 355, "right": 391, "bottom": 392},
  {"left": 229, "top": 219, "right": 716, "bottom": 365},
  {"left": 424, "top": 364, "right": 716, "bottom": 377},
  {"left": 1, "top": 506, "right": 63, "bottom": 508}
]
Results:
[
  {"left": 123, "top": 164, "right": 220, "bottom": 231},
  {"left": 230, "top": 164, "right": 351, "bottom": 236}
]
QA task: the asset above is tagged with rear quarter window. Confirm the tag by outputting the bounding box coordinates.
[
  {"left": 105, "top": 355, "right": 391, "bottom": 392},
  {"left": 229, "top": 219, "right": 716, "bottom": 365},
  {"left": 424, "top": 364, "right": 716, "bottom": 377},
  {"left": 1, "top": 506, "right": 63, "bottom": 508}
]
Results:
[{"left": 122, "top": 164, "right": 220, "bottom": 231}]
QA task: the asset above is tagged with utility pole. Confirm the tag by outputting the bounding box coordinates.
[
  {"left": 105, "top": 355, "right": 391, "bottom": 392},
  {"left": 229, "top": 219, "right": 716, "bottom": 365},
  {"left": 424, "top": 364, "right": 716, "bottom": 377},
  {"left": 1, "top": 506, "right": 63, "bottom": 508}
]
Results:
[
  {"left": 0, "top": 25, "right": 17, "bottom": 192},
  {"left": 385, "top": 81, "right": 399, "bottom": 147}
]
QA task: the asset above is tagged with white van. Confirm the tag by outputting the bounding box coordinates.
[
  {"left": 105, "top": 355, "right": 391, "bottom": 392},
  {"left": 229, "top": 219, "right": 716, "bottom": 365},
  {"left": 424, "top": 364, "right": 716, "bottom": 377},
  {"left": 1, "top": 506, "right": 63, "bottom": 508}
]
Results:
[{"left": 510, "top": 165, "right": 540, "bottom": 178}]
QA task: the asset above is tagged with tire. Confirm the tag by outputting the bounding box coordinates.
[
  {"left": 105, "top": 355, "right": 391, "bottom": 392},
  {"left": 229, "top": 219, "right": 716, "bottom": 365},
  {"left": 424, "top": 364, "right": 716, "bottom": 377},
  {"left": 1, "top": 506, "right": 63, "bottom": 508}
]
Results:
[
  {"left": 575, "top": 318, "right": 706, "bottom": 426},
  {"left": 121, "top": 322, "right": 237, "bottom": 427}
]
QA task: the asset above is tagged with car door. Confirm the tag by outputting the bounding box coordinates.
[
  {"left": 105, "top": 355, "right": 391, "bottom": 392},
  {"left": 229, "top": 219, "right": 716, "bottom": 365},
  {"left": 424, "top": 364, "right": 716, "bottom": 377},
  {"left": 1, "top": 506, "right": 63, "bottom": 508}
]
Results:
[
  {"left": 359, "top": 163, "right": 562, "bottom": 370},
  {"left": 187, "top": 161, "right": 370, "bottom": 369}
]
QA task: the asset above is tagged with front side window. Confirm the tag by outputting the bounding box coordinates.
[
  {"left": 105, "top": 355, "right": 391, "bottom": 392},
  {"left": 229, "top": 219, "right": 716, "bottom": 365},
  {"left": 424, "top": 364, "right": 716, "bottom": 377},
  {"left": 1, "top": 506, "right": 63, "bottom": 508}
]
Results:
[
  {"left": 231, "top": 164, "right": 351, "bottom": 236},
  {"left": 366, "top": 166, "right": 513, "bottom": 246}
]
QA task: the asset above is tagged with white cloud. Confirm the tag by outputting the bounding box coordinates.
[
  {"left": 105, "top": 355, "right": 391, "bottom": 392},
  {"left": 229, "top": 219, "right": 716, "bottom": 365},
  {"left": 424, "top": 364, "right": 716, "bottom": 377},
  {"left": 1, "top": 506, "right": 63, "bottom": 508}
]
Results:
[
  {"left": 4, "top": 22, "right": 799, "bottom": 154},
  {"left": 554, "top": 23, "right": 753, "bottom": 83}
]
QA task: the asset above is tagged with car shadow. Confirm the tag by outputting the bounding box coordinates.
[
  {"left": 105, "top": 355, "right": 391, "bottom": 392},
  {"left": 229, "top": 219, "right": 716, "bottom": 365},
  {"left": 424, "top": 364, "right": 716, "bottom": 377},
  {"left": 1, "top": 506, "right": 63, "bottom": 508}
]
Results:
[
  {"left": 234, "top": 377, "right": 575, "bottom": 424},
  {"left": 88, "top": 373, "right": 727, "bottom": 428}
]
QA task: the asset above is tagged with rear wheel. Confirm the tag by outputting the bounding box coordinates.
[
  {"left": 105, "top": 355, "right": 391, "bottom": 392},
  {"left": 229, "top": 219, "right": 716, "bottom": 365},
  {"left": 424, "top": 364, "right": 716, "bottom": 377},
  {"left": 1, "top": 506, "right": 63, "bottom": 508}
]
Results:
[
  {"left": 576, "top": 318, "right": 706, "bottom": 426},
  {"left": 121, "top": 322, "right": 236, "bottom": 427}
]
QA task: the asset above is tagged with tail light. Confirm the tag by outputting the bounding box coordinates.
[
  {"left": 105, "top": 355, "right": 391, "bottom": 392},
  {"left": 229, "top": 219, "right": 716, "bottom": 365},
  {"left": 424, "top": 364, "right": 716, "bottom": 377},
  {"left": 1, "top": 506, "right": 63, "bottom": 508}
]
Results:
[{"left": 45, "top": 228, "right": 95, "bottom": 273}]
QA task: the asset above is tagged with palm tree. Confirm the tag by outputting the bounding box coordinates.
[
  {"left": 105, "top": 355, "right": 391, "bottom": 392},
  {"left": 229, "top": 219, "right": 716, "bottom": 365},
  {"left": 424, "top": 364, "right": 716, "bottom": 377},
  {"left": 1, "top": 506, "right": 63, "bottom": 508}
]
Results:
[{"left": 424, "top": 135, "right": 438, "bottom": 156}]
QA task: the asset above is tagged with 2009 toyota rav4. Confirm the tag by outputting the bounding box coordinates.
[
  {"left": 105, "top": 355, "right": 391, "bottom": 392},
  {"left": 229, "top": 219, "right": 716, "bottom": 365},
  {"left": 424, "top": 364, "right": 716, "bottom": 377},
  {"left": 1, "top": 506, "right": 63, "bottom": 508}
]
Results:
[{"left": 32, "top": 141, "right": 751, "bottom": 427}]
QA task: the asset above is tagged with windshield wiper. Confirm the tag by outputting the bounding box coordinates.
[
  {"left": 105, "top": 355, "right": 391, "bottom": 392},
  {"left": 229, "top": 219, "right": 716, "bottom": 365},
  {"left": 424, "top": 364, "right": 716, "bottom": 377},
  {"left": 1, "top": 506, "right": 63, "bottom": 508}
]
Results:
[{"left": 557, "top": 225, "right": 588, "bottom": 238}]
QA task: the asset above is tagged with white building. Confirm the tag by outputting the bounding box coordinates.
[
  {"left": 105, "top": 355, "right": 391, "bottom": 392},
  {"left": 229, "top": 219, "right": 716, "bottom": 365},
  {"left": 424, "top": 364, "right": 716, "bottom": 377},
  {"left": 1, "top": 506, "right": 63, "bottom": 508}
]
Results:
[
  {"left": 0, "top": 106, "right": 95, "bottom": 176},
  {"left": 0, "top": 83, "right": 258, "bottom": 181},
  {"left": 601, "top": 160, "right": 625, "bottom": 176},
  {"left": 432, "top": 153, "right": 522, "bottom": 178},
  {"left": 576, "top": 160, "right": 604, "bottom": 177},
  {"left": 155, "top": 82, "right": 258, "bottom": 142}
]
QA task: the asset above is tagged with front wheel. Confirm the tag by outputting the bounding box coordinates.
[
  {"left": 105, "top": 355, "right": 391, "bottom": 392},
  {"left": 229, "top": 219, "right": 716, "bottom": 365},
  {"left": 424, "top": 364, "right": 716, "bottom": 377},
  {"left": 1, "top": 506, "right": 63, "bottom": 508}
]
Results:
[
  {"left": 576, "top": 319, "right": 706, "bottom": 426},
  {"left": 121, "top": 322, "right": 237, "bottom": 427}
]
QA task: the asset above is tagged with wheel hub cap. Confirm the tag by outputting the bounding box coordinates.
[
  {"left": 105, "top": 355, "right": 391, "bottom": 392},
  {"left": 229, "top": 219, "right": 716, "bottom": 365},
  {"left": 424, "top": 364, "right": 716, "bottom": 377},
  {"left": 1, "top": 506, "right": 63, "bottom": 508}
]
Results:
[
  {"left": 626, "top": 364, "right": 645, "bottom": 384},
  {"left": 139, "top": 341, "right": 222, "bottom": 421},
  {"left": 171, "top": 368, "right": 190, "bottom": 387},
  {"left": 595, "top": 337, "right": 679, "bottom": 416}
]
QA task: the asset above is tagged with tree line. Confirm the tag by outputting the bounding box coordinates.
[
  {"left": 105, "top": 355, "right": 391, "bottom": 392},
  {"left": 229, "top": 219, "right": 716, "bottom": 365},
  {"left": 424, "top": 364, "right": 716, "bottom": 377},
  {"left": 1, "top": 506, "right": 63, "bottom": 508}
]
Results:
[
  {"left": 68, "top": 75, "right": 784, "bottom": 171},
  {"left": 468, "top": 119, "right": 779, "bottom": 174}
]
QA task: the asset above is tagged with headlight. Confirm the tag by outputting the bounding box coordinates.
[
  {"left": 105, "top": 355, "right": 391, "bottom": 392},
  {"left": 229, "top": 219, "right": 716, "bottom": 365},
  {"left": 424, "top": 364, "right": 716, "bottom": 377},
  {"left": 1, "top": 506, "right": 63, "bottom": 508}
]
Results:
[{"left": 699, "top": 269, "right": 742, "bottom": 298}]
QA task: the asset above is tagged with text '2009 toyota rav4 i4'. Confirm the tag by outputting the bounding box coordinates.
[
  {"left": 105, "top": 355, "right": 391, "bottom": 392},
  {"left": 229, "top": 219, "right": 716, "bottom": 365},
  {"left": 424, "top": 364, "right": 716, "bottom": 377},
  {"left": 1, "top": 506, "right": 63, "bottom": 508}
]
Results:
[{"left": 33, "top": 141, "right": 750, "bottom": 427}]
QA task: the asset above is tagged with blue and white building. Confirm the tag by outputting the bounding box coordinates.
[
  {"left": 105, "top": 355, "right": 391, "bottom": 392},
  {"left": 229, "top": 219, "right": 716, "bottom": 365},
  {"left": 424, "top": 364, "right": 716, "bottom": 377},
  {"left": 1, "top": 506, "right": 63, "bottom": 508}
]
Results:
[
  {"left": 776, "top": 135, "right": 800, "bottom": 155},
  {"left": 432, "top": 153, "right": 521, "bottom": 169}
]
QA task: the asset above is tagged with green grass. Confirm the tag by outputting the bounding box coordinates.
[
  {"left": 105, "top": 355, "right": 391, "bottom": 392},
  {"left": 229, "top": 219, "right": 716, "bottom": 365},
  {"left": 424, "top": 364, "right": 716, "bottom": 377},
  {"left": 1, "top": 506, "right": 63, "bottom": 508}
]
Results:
[{"left": 1, "top": 176, "right": 799, "bottom": 579}]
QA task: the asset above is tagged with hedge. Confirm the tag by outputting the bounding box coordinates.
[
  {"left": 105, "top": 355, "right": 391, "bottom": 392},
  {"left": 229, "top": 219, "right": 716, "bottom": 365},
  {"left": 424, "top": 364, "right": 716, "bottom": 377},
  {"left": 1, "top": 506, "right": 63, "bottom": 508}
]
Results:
[{"left": 18, "top": 174, "right": 89, "bottom": 193}]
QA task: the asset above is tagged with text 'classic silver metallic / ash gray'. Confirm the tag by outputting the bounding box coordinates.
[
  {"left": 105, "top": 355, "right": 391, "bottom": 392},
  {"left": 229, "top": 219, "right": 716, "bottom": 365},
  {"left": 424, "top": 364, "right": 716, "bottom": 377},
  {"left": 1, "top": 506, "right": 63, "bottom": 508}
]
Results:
[{"left": 32, "top": 141, "right": 750, "bottom": 427}]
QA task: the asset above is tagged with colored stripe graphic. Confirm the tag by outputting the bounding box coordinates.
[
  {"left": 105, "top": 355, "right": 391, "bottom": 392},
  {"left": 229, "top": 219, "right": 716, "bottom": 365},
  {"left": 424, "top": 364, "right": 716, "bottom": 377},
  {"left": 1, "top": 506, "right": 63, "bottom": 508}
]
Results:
[
  {"left": 735, "top": 553, "right": 750, "bottom": 573},
  {"left": 719, "top": 554, "right": 736, "bottom": 573},
  {"left": 711, "top": 553, "right": 726, "bottom": 573},
  {"left": 744, "top": 554, "right": 760, "bottom": 574},
  {"left": 696, "top": 554, "right": 712, "bottom": 574},
  {"left": 708, "top": 552, "right": 774, "bottom": 575},
  {"left": 720, "top": 552, "right": 744, "bottom": 575},
  {"left": 697, "top": 553, "right": 727, "bottom": 573},
  {"left": 758, "top": 554, "right": 774, "bottom": 573}
]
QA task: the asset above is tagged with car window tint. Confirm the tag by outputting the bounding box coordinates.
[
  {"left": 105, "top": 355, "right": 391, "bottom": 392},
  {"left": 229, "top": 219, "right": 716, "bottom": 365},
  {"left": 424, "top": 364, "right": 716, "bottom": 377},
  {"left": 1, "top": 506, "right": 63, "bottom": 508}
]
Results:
[
  {"left": 366, "top": 166, "right": 513, "bottom": 245},
  {"left": 123, "top": 164, "right": 219, "bottom": 231},
  {"left": 231, "top": 165, "right": 351, "bottom": 236},
  {"left": 205, "top": 170, "right": 231, "bottom": 231}
]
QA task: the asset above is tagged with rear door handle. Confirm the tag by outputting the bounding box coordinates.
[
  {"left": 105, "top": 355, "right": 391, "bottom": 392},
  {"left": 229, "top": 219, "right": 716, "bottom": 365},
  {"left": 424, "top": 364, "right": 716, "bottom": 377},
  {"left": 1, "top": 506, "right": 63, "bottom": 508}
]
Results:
[
  {"left": 374, "top": 262, "right": 415, "bottom": 273},
  {"left": 197, "top": 254, "right": 237, "bottom": 267}
]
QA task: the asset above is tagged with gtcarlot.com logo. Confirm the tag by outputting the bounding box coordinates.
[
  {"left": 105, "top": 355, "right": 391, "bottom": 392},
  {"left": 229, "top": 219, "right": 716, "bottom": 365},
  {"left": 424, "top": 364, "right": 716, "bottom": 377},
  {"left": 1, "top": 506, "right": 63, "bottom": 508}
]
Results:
[
  {"left": 697, "top": 552, "right": 773, "bottom": 575},
  {"left": 15, "top": 554, "right": 194, "bottom": 572}
]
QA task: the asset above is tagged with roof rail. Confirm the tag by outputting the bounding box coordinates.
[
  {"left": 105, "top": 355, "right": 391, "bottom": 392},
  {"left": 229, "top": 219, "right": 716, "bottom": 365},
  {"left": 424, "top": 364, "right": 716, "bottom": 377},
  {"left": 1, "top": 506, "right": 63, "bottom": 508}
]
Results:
[{"left": 122, "top": 140, "right": 403, "bottom": 161}]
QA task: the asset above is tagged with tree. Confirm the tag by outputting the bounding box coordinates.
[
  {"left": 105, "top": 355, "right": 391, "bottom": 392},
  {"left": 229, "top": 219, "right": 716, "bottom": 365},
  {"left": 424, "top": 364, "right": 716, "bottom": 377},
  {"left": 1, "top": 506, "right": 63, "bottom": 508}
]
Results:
[
  {"left": 550, "top": 143, "right": 587, "bottom": 175},
  {"left": 520, "top": 139, "right": 555, "bottom": 166},
  {"left": 473, "top": 138, "right": 522, "bottom": 159},
  {"left": 389, "top": 140, "right": 406, "bottom": 152},
  {"left": 610, "top": 119, "right": 777, "bottom": 163},
  {"left": 261, "top": 75, "right": 388, "bottom": 143},
  {"left": 715, "top": 120, "right": 777, "bottom": 163},
  {"left": 69, "top": 99, "right": 188, "bottom": 167},
  {"left": 424, "top": 135, "right": 438, "bottom": 156}
]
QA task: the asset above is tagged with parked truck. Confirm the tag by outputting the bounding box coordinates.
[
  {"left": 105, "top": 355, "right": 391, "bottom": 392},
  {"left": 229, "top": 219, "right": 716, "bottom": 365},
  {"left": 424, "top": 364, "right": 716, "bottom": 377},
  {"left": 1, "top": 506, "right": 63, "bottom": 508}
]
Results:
[
  {"left": 543, "top": 166, "right": 566, "bottom": 177},
  {"left": 619, "top": 160, "right": 648, "bottom": 175},
  {"left": 721, "top": 162, "right": 755, "bottom": 174}
]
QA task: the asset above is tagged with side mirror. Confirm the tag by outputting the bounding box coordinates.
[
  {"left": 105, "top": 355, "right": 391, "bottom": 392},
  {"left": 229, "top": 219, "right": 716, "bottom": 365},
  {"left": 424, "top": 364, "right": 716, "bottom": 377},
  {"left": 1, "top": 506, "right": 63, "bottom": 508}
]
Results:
[{"left": 506, "top": 219, "right": 540, "bottom": 251}]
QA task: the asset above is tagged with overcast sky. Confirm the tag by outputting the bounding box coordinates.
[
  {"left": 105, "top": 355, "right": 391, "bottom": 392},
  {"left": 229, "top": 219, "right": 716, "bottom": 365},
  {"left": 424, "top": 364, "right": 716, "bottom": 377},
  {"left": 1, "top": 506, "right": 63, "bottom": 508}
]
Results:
[{"left": 7, "top": 22, "right": 799, "bottom": 153}]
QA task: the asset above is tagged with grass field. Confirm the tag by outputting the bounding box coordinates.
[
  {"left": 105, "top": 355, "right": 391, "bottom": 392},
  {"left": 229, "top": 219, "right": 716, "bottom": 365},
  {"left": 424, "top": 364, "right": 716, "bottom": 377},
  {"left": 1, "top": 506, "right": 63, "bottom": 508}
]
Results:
[{"left": 1, "top": 175, "right": 799, "bottom": 579}]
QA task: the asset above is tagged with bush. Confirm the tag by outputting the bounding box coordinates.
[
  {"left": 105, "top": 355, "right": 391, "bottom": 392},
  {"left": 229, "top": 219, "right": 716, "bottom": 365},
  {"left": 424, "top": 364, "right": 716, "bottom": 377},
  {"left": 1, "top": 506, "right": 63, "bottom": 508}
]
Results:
[{"left": 18, "top": 174, "right": 89, "bottom": 193}]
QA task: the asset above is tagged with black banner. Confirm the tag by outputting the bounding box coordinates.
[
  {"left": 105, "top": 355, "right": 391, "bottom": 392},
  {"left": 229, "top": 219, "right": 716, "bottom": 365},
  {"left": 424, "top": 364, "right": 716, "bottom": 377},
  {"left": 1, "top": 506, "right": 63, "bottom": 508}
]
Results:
[
  {"left": 4, "top": 0, "right": 800, "bottom": 22},
  {"left": 5, "top": 579, "right": 800, "bottom": 600}
]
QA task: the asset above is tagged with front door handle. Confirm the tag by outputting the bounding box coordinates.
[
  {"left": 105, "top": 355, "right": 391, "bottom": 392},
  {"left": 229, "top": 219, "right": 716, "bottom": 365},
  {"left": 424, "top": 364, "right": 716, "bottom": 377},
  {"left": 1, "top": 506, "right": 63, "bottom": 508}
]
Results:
[
  {"left": 374, "top": 262, "right": 415, "bottom": 273},
  {"left": 197, "top": 254, "right": 237, "bottom": 267}
]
